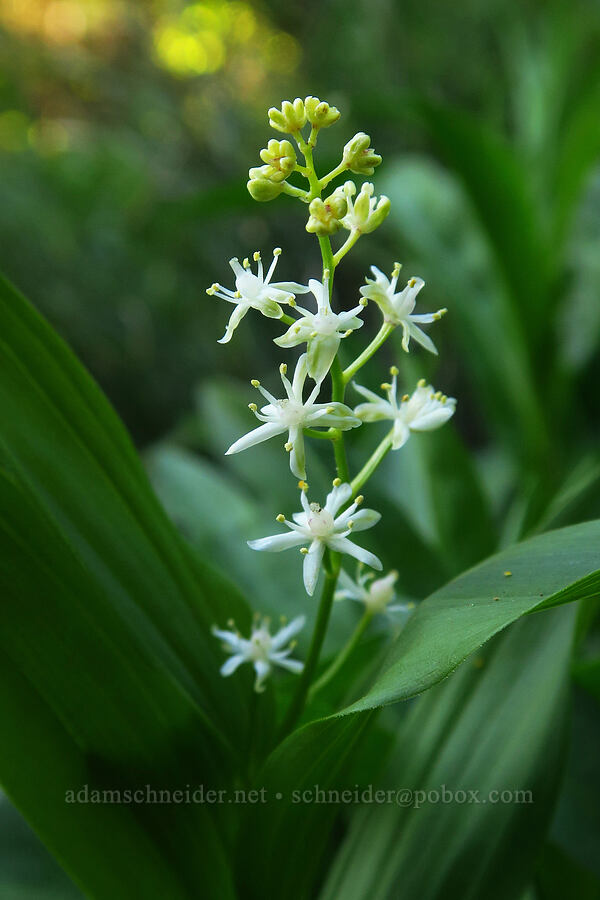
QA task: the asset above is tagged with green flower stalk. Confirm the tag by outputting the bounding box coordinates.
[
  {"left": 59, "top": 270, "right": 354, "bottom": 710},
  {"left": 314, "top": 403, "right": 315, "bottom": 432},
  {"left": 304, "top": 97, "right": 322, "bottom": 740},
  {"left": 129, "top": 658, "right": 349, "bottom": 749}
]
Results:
[{"left": 208, "top": 96, "right": 455, "bottom": 723}]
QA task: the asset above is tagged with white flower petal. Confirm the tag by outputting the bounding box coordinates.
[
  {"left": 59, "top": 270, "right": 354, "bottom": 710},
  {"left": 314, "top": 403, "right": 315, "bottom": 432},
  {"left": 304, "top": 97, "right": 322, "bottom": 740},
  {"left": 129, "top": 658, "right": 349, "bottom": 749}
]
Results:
[
  {"left": 253, "top": 659, "right": 271, "bottom": 692},
  {"left": 407, "top": 322, "right": 438, "bottom": 355},
  {"left": 270, "top": 615, "right": 306, "bottom": 650},
  {"left": 220, "top": 654, "right": 246, "bottom": 677},
  {"left": 328, "top": 536, "right": 383, "bottom": 570},
  {"left": 248, "top": 532, "right": 307, "bottom": 552},
  {"left": 303, "top": 540, "right": 325, "bottom": 596},
  {"left": 341, "top": 507, "right": 381, "bottom": 532},
  {"left": 226, "top": 421, "right": 285, "bottom": 455}
]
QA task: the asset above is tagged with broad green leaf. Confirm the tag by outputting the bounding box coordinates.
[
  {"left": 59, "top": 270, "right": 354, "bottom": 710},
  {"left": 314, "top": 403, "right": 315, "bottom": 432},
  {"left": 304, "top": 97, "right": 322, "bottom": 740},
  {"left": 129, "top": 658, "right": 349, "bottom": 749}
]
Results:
[
  {"left": 0, "top": 794, "right": 82, "bottom": 899},
  {"left": 344, "top": 519, "right": 600, "bottom": 714},
  {"left": 232, "top": 521, "right": 599, "bottom": 899},
  {"left": 535, "top": 843, "right": 600, "bottom": 900},
  {"left": 0, "top": 273, "right": 250, "bottom": 897},
  {"left": 320, "top": 606, "right": 575, "bottom": 900}
]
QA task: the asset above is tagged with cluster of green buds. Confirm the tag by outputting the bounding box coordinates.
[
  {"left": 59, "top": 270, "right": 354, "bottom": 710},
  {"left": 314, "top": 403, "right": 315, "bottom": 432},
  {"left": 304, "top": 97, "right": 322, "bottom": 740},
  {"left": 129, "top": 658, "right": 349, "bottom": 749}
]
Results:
[
  {"left": 209, "top": 97, "right": 455, "bottom": 706},
  {"left": 246, "top": 95, "right": 388, "bottom": 254}
]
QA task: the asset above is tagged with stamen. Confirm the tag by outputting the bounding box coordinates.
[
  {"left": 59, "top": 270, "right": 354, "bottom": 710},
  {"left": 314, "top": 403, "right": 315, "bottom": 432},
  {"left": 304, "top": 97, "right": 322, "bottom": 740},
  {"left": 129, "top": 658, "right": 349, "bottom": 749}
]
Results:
[
  {"left": 355, "top": 495, "right": 364, "bottom": 505},
  {"left": 284, "top": 442, "right": 293, "bottom": 452},
  {"left": 243, "top": 258, "right": 250, "bottom": 269},
  {"left": 298, "top": 480, "right": 309, "bottom": 491},
  {"left": 390, "top": 365, "right": 399, "bottom": 376},
  {"left": 273, "top": 247, "right": 282, "bottom": 256},
  {"left": 251, "top": 379, "right": 260, "bottom": 387},
  {"left": 279, "top": 363, "right": 288, "bottom": 375},
  {"left": 248, "top": 402, "right": 258, "bottom": 411},
  {"left": 380, "top": 382, "right": 391, "bottom": 391},
  {"left": 402, "top": 394, "right": 409, "bottom": 402},
  {"left": 288, "top": 298, "right": 297, "bottom": 307},
  {"left": 408, "top": 277, "right": 417, "bottom": 287},
  {"left": 343, "top": 329, "right": 353, "bottom": 337},
  {"left": 504, "top": 570, "right": 512, "bottom": 577},
  {"left": 347, "top": 520, "right": 354, "bottom": 529},
  {"left": 253, "top": 250, "right": 261, "bottom": 261},
  {"left": 332, "top": 477, "right": 341, "bottom": 486},
  {"left": 276, "top": 514, "right": 285, "bottom": 522},
  {"left": 417, "top": 378, "right": 426, "bottom": 387},
  {"left": 359, "top": 298, "right": 368, "bottom": 306},
  {"left": 326, "top": 406, "right": 335, "bottom": 414},
  {"left": 300, "top": 547, "right": 309, "bottom": 554}
]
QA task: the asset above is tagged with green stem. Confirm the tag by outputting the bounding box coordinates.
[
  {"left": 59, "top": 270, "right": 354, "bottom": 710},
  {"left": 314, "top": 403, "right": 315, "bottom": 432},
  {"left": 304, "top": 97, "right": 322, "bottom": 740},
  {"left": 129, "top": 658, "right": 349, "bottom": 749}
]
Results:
[
  {"left": 319, "top": 161, "right": 347, "bottom": 190},
  {"left": 281, "top": 182, "right": 310, "bottom": 202},
  {"left": 318, "top": 234, "right": 336, "bottom": 280},
  {"left": 343, "top": 323, "right": 394, "bottom": 384},
  {"left": 330, "top": 358, "right": 350, "bottom": 483},
  {"left": 351, "top": 431, "right": 393, "bottom": 497},
  {"left": 303, "top": 427, "right": 337, "bottom": 440},
  {"left": 308, "top": 609, "right": 373, "bottom": 700},
  {"left": 332, "top": 230, "right": 360, "bottom": 267},
  {"left": 278, "top": 556, "right": 340, "bottom": 739},
  {"left": 280, "top": 312, "right": 297, "bottom": 326}
]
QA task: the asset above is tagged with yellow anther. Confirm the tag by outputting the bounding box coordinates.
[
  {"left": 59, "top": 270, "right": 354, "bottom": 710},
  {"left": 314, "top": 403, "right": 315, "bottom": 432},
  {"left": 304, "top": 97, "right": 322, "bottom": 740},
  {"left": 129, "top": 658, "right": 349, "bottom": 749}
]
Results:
[
  {"left": 417, "top": 378, "right": 426, "bottom": 387},
  {"left": 288, "top": 298, "right": 296, "bottom": 307},
  {"left": 279, "top": 363, "right": 288, "bottom": 375},
  {"left": 344, "top": 329, "right": 353, "bottom": 337},
  {"left": 253, "top": 250, "right": 261, "bottom": 261},
  {"left": 235, "top": 290, "right": 242, "bottom": 298},
  {"left": 248, "top": 402, "right": 258, "bottom": 411},
  {"left": 294, "top": 326, "right": 302, "bottom": 333},
  {"left": 276, "top": 513, "right": 285, "bottom": 523},
  {"left": 332, "top": 477, "right": 342, "bottom": 486},
  {"left": 359, "top": 297, "right": 368, "bottom": 306},
  {"left": 251, "top": 379, "right": 260, "bottom": 387},
  {"left": 355, "top": 495, "right": 364, "bottom": 505},
  {"left": 347, "top": 520, "right": 354, "bottom": 529},
  {"left": 274, "top": 247, "right": 282, "bottom": 256},
  {"left": 243, "top": 257, "right": 250, "bottom": 268},
  {"left": 402, "top": 393, "right": 409, "bottom": 402},
  {"left": 298, "top": 480, "right": 309, "bottom": 491},
  {"left": 408, "top": 277, "right": 417, "bottom": 287},
  {"left": 289, "top": 639, "right": 297, "bottom": 648},
  {"left": 390, "top": 365, "right": 399, "bottom": 376},
  {"left": 392, "top": 262, "right": 401, "bottom": 276},
  {"left": 310, "top": 331, "right": 318, "bottom": 338},
  {"left": 434, "top": 391, "right": 442, "bottom": 400},
  {"left": 326, "top": 406, "right": 335, "bottom": 414},
  {"left": 300, "top": 547, "right": 309, "bottom": 555},
  {"left": 504, "top": 570, "right": 512, "bottom": 577},
  {"left": 284, "top": 441, "right": 293, "bottom": 452},
  {"left": 380, "top": 382, "right": 391, "bottom": 391}
]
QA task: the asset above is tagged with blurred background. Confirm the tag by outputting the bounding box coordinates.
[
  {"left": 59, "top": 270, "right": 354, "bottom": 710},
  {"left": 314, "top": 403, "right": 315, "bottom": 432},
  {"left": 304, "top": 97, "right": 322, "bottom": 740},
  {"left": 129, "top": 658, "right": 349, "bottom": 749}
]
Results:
[{"left": 1, "top": 0, "right": 600, "bottom": 896}]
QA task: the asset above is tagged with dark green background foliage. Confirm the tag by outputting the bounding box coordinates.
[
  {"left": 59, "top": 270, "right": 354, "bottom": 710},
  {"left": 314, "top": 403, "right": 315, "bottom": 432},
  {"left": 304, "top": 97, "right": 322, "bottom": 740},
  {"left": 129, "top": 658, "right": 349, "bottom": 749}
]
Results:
[{"left": 1, "top": 0, "right": 600, "bottom": 897}]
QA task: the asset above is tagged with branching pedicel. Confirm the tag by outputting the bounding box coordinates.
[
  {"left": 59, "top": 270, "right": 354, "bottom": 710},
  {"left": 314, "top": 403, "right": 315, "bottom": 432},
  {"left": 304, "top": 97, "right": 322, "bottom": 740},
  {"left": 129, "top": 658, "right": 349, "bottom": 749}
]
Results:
[{"left": 209, "top": 97, "right": 455, "bottom": 722}]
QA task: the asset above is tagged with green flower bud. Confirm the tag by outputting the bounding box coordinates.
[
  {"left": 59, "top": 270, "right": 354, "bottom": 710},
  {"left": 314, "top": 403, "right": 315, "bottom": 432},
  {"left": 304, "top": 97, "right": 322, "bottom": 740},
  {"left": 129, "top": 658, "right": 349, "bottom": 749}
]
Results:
[
  {"left": 342, "top": 132, "right": 382, "bottom": 175},
  {"left": 339, "top": 181, "right": 390, "bottom": 233},
  {"left": 259, "top": 139, "right": 297, "bottom": 180},
  {"left": 305, "top": 192, "right": 348, "bottom": 235},
  {"left": 247, "top": 166, "right": 284, "bottom": 201},
  {"left": 268, "top": 98, "right": 307, "bottom": 134},
  {"left": 304, "top": 96, "right": 341, "bottom": 129}
]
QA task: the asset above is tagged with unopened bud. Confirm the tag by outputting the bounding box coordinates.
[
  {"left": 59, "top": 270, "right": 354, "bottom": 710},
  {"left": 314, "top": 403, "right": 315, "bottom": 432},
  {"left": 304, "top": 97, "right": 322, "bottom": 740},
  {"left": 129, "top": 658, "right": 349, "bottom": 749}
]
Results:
[
  {"left": 305, "top": 192, "right": 348, "bottom": 235},
  {"left": 304, "top": 96, "right": 341, "bottom": 128},
  {"left": 259, "top": 139, "right": 297, "bottom": 180},
  {"left": 247, "top": 166, "right": 284, "bottom": 202},
  {"left": 268, "top": 98, "right": 307, "bottom": 134},
  {"left": 342, "top": 132, "right": 382, "bottom": 175}
]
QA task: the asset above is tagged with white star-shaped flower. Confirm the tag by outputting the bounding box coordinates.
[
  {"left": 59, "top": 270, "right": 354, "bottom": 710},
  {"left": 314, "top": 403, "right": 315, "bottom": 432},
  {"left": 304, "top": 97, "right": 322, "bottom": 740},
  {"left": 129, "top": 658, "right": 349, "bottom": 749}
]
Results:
[
  {"left": 274, "top": 271, "right": 366, "bottom": 382},
  {"left": 226, "top": 353, "right": 361, "bottom": 480},
  {"left": 212, "top": 614, "right": 305, "bottom": 692},
  {"left": 360, "top": 263, "right": 447, "bottom": 354},
  {"left": 335, "top": 567, "right": 415, "bottom": 616},
  {"left": 248, "top": 481, "right": 382, "bottom": 596},
  {"left": 207, "top": 248, "right": 309, "bottom": 344},
  {"left": 354, "top": 370, "right": 456, "bottom": 450}
]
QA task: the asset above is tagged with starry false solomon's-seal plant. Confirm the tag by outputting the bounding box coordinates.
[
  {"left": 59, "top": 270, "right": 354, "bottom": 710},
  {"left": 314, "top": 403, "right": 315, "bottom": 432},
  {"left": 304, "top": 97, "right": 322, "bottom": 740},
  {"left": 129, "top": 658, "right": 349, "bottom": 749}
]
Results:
[{"left": 207, "top": 96, "right": 455, "bottom": 733}]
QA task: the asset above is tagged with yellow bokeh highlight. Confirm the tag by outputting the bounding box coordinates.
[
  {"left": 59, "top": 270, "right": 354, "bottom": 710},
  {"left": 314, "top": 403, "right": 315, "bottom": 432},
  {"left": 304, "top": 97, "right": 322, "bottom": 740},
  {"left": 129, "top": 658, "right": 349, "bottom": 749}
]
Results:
[{"left": 152, "top": 1, "right": 300, "bottom": 81}]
